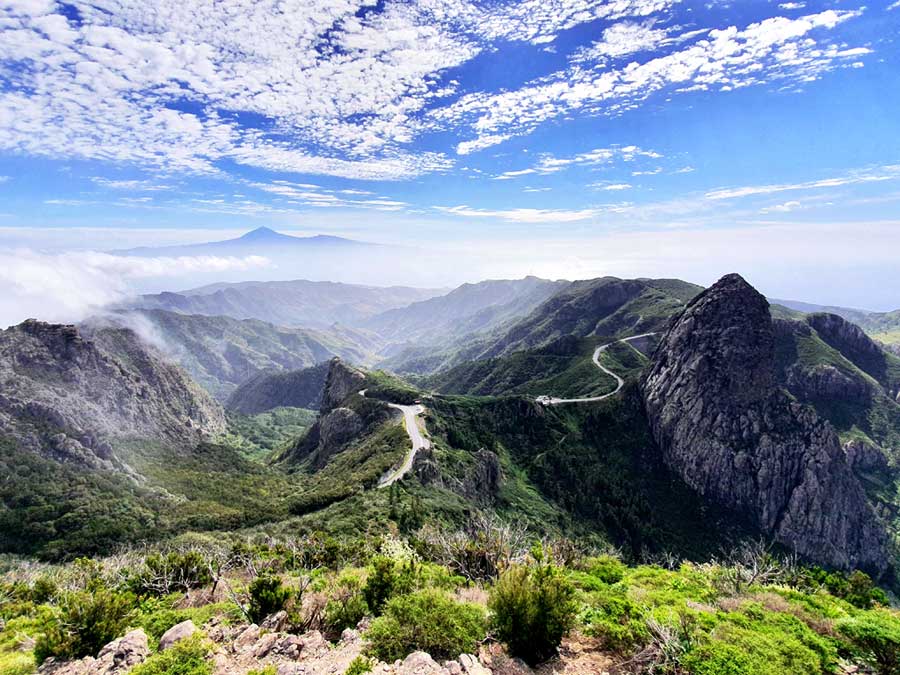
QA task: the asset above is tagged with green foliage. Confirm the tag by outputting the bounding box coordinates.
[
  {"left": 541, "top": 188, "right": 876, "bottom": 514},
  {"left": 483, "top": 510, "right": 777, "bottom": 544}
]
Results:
[
  {"left": 33, "top": 587, "right": 134, "bottom": 662},
  {"left": 130, "top": 634, "right": 212, "bottom": 675},
  {"left": 583, "top": 555, "right": 626, "bottom": 585},
  {"left": 837, "top": 609, "right": 900, "bottom": 675},
  {"left": 365, "top": 589, "right": 487, "bottom": 662},
  {"left": 489, "top": 550, "right": 578, "bottom": 665},
  {"left": 324, "top": 569, "right": 369, "bottom": 638},
  {"left": 581, "top": 586, "right": 649, "bottom": 652},
  {"left": 224, "top": 407, "right": 317, "bottom": 460},
  {"left": 247, "top": 574, "right": 292, "bottom": 624},
  {"left": 363, "top": 557, "right": 412, "bottom": 616},
  {"left": 802, "top": 567, "right": 888, "bottom": 609},
  {"left": 247, "top": 667, "right": 278, "bottom": 675},
  {"left": 363, "top": 371, "right": 421, "bottom": 405},
  {"left": 344, "top": 656, "right": 374, "bottom": 675}
]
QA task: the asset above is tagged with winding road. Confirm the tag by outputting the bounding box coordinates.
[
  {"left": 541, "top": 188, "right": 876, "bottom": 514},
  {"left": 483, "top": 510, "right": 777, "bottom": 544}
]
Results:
[
  {"left": 359, "top": 389, "right": 431, "bottom": 487},
  {"left": 535, "top": 332, "right": 657, "bottom": 406},
  {"left": 360, "top": 331, "right": 655, "bottom": 484}
]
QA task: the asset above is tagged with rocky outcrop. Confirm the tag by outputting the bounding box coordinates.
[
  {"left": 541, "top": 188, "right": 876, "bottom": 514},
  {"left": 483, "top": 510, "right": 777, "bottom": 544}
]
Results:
[
  {"left": 844, "top": 438, "right": 890, "bottom": 474},
  {"left": 641, "top": 273, "right": 888, "bottom": 573},
  {"left": 0, "top": 320, "right": 225, "bottom": 469},
  {"left": 806, "top": 312, "right": 889, "bottom": 384},
  {"left": 785, "top": 363, "right": 871, "bottom": 404},
  {"left": 158, "top": 619, "right": 196, "bottom": 651},
  {"left": 225, "top": 362, "right": 329, "bottom": 414},
  {"left": 39, "top": 629, "right": 149, "bottom": 675},
  {"left": 321, "top": 357, "right": 366, "bottom": 412}
]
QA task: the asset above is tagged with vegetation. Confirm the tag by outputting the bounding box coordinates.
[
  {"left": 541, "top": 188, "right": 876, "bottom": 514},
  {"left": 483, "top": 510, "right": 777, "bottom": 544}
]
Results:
[
  {"left": 489, "top": 546, "right": 578, "bottom": 664},
  {"left": 130, "top": 634, "right": 213, "bottom": 675},
  {"left": 365, "top": 589, "right": 487, "bottom": 662},
  {"left": 2, "top": 533, "right": 900, "bottom": 674},
  {"left": 247, "top": 573, "right": 292, "bottom": 623}
]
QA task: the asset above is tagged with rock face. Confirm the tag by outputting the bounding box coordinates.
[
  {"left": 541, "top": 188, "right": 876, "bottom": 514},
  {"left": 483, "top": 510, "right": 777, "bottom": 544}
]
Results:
[
  {"left": 641, "top": 274, "right": 888, "bottom": 573},
  {"left": 806, "top": 312, "right": 889, "bottom": 383},
  {"left": 225, "top": 361, "right": 330, "bottom": 414},
  {"left": 320, "top": 357, "right": 366, "bottom": 412},
  {"left": 0, "top": 321, "right": 225, "bottom": 469}
]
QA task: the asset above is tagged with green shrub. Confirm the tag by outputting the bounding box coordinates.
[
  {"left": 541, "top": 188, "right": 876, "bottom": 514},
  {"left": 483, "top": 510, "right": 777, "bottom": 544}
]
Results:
[
  {"left": 365, "top": 589, "right": 487, "bottom": 662},
  {"left": 837, "top": 609, "right": 900, "bottom": 675},
  {"left": 30, "top": 577, "right": 58, "bottom": 604},
  {"left": 584, "top": 555, "right": 626, "bottom": 585},
  {"left": 363, "top": 557, "right": 414, "bottom": 616},
  {"left": 489, "top": 558, "right": 577, "bottom": 664},
  {"left": 130, "top": 634, "right": 212, "bottom": 675},
  {"left": 325, "top": 570, "right": 369, "bottom": 639},
  {"left": 33, "top": 588, "right": 134, "bottom": 662},
  {"left": 344, "top": 656, "right": 374, "bottom": 675},
  {"left": 248, "top": 574, "right": 291, "bottom": 624},
  {"left": 582, "top": 587, "right": 649, "bottom": 652}
]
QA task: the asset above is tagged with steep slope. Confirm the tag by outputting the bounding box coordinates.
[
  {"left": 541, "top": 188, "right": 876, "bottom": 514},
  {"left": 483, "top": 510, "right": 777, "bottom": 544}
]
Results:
[
  {"left": 641, "top": 274, "right": 888, "bottom": 573},
  {"left": 129, "top": 278, "right": 443, "bottom": 329},
  {"left": 100, "top": 309, "right": 378, "bottom": 400},
  {"left": 0, "top": 320, "right": 224, "bottom": 471},
  {"left": 772, "top": 298, "right": 900, "bottom": 346},
  {"left": 364, "top": 276, "right": 569, "bottom": 348},
  {"left": 226, "top": 362, "right": 330, "bottom": 414}
]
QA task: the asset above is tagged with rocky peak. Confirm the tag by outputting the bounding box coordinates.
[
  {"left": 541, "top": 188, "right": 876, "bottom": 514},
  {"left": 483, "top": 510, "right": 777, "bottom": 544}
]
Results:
[
  {"left": 320, "top": 357, "right": 366, "bottom": 412},
  {"left": 0, "top": 320, "right": 225, "bottom": 469},
  {"left": 642, "top": 273, "right": 888, "bottom": 573}
]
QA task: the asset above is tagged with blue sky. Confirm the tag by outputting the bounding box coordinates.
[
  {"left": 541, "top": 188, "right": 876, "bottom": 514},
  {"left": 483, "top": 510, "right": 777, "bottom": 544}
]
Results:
[{"left": 0, "top": 0, "right": 899, "bottom": 310}]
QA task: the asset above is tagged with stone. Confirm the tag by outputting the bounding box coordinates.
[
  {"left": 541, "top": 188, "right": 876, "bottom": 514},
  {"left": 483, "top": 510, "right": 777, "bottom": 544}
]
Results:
[
  {"left": 40, "top": 629, "right": 150, "bottom": 675},
  {"left": 641, "top": 273, "right": 888, "bottom": 574},
  {"left": 159, "top": 619, "right": 196, "bottom": 651},
  {"left": 260, "top": 610, "right": 288, "bottom": 632}
]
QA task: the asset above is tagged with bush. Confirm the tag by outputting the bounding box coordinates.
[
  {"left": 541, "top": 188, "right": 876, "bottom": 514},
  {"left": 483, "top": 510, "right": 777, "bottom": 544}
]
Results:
[
  {"left": 247, "top": 574, "right": 291, "bottom": 624},
  {"left": 582, "top": 587, "right": 649, "bottom": 652},
  {"left": 837, "top": 609, "right": 900, "bottom": 675},
  {"left": 344, "top": 656, "right": 374, "bottom": 675},
  {"left": 325, "top": 570, "right": 368, "bottom": 639},
  {"left": 363, "top": 557, "right": 415, "bottom": 616},
  {"left": 33, "top": 587, "right": 134, "bottom": 662},
  {"left": 489, "top": 556, "right": 577, "bottom": 664},
  {"left": 130, "top": 634, "right": 212, "bottom": 675},
  {"left": 584, "top": 555, "right": 626, "bottom": 585},
  {"left": 365, "top": 589, "right": 487, "bottom": 662}
]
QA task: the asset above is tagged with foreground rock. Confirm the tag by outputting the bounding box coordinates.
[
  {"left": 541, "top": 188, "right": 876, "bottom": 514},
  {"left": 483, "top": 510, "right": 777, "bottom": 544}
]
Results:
[
  {"left": 641, "top": 273, "right": 888, "bottom": 573},
  {"left": 158, "top": 619, "right": 196, "bottom": 651},
  {"left": 39, "top": 629, "right": 149, "bottom": 675}
]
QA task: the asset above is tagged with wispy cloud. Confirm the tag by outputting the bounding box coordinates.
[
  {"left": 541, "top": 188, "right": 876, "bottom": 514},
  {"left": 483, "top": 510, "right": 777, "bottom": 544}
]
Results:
[
  {"left": 705, "top": 165, "right": 900, "bottom": 200},
  {"left": 494, "top": 145, "right": 661, "bottom": 180},
  {"left": 435, "top": 205, "right": 600, "bottom": 223}
]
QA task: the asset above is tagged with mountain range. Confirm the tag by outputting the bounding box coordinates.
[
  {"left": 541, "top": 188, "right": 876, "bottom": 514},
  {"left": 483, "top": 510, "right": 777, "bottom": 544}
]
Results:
[{"left": 4, "top": 268, "right": 900, "bottom": 584}]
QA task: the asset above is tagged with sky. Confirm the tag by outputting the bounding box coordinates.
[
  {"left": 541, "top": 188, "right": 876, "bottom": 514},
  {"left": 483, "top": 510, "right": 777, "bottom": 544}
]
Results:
[{"left": 0, "top": 0, "right": 899, "bottom": 316}]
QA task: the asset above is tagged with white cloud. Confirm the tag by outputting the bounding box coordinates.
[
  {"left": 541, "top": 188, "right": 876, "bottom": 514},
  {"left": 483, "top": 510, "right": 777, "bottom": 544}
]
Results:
[
  {"left": 779, "top": 3, "right": 806, "bottom": 10},
  {"left": 494, "top": 145, "right": 661, "bottom": 179},
  {"left": 888, "top": 0, "right": 900, "bottom": 9},
  {"left": 598, "top": 183, "right": 633, "bottom": 191},
  {"left": 435, "top": 205, "right": 600, "bottom": 223},
  {"left": 439, "top": 9, "right": 867, "bottom": 153},
  {"left": 760, "top": 200, "right": 801, "bottom": 213},
  {"left": 572, "top": 21, "right": 671, "bottom": 61},
  {"left": 0, "top": 249, "right": 270, "bottom": 328},
  {"left": 705, "top": 165, "right": 900, "bottom": 200}
]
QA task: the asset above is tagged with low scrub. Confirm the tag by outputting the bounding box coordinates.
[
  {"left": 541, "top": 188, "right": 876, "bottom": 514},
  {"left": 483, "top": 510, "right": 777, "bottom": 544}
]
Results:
[{"left": 365, "top": 589, "right": 487, "bottom": 662}]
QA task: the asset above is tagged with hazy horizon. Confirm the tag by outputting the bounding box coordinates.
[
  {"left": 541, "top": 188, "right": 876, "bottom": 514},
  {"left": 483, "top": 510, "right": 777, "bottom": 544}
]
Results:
[{"left": 1, "top": 0, "right": 899, "bottom": 321}]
